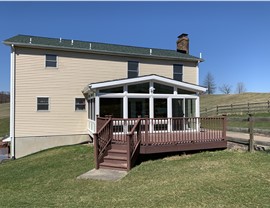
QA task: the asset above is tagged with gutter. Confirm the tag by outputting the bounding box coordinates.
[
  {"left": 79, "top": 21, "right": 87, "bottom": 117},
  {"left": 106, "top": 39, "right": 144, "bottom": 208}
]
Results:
[{"left": 10, "top": 44, "right": 15, "bottom": 159}]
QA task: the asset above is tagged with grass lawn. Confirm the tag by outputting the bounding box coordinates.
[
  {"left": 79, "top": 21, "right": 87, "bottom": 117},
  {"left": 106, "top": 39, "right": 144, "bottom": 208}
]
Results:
[
  {"left": 0, "top": 145, "right": 270, "bottom": 207},
  {"left": 228, "top": 113, "right": 270, "bottom": 130},
  {"left": 0, "top": 117, "right": 9, "bottom": 137}
]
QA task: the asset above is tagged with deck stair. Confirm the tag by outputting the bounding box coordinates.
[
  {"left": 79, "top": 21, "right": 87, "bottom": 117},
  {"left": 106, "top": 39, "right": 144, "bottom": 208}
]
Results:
[{"left": 100, "top": 143, "right": 128, "bottom": 171}]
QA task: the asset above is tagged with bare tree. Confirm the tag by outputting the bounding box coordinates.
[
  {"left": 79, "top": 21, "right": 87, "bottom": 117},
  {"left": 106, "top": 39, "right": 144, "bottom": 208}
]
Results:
[
  {"left": 235, "top": 82, "right": 246, "bottom": 94},
  {"left": 219, "top": 84, "right": 232, "bottom": 94},
  {"left": 203, "top": 72, "right": 216, "bottom": 94}
]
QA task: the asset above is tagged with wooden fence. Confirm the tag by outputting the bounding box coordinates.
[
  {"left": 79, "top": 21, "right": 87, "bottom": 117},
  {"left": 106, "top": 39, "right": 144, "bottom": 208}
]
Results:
[
  {"left": 227, "top": 115, "right": 270, "bottom": 152},
  {"left": 201, "top": 100, "right": 270, "bottom": 116}
]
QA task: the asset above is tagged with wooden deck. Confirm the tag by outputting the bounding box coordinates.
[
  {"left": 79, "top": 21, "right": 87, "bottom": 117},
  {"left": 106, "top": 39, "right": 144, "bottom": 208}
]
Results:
[
  {"left": 94, "top": 116, "right": 227, "bottom": 171},
  {"left": 112, "top": 130, "right": 226, "bottom": 154}
]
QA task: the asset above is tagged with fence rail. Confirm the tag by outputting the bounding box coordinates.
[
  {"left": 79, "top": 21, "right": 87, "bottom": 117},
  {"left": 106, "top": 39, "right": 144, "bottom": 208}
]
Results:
[{"left": 201, "top": 100, "right": 270, "bottom": 116}]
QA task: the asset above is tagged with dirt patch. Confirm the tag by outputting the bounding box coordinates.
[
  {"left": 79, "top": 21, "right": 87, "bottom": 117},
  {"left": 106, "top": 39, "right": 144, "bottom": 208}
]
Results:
[{"left": 227, "top": 141, "right": 248, "bottom": 151}]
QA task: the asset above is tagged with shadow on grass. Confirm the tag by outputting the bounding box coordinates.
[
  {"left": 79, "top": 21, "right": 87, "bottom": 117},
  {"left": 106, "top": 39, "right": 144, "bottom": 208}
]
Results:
[{"left": 134, "top": 148, "right": 227, "bottom": 168}]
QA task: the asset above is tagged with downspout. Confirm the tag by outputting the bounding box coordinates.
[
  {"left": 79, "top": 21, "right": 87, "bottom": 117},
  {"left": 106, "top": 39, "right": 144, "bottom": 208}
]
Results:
[{"left": 10, "top": 44, "right": 15, "bottom": 159}]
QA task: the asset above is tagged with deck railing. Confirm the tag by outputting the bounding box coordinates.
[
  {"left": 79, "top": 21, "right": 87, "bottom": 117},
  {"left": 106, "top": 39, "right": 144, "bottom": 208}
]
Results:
[
  {"left": 93, "top": 117, "right": 113, "bottom": 169},
  {"left": 127, "top": 118, "right": 142, "bottom": 170},
  {"left": 108, "top": 116, "right": 226, "bottom": 145}
]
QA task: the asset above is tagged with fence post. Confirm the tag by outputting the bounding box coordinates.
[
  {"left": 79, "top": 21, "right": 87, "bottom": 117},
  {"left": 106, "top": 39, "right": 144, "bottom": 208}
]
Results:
[
  {"left": 248, "top": 114, "right": 254, "bottom": 152},
  {"left": 222, "top": 114, "right": 227, "bottom": 139}
]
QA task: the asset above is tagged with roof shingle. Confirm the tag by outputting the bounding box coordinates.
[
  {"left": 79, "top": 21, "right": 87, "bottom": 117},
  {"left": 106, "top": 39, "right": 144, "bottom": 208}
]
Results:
[{"left": 3, "top": 34, "right": 203, "bottom": 62}]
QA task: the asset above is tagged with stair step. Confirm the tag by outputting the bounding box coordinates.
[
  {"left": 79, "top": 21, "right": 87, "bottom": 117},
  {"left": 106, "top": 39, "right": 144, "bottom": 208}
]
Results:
[
  {"left": 111, "top": 143, "right": 127, "bottom": 150},
  {"left": 100, "top": 161, "right": 127, "bottom": 171},
  {"left": 109, "top": 148, "right": 127, "bottom": 153},
  {"left": 104, "top": 155, "right": 127, "bottom": 161}
]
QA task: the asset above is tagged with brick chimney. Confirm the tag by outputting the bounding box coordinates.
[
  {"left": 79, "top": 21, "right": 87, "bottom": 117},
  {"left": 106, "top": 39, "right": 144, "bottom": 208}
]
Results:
[{"left": 177, "top": 33, "right": 189, "bottom": 54}]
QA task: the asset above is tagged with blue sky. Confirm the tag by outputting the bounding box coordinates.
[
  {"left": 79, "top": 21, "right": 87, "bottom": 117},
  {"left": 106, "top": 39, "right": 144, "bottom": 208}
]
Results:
[{"left": 0, "top": 1, "right": 270, "bottom": 93}]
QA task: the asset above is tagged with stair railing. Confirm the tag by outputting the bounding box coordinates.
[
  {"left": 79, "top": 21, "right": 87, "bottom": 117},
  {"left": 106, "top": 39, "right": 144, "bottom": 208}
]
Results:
[
  {"left": 127, "top": 117, "right": 142, "bottom": 171},
  {"left": 93, "top": 117, "right": 113, "bottom": 169}
]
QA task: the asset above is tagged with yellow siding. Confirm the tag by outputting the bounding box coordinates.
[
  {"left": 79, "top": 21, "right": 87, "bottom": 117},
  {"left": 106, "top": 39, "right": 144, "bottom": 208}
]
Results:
[
  {"left": 14, "top": 47, "right": 198, "bottom": 137},
  {"left": 183, "top": 65, "right": 198, "bottom": 85}
]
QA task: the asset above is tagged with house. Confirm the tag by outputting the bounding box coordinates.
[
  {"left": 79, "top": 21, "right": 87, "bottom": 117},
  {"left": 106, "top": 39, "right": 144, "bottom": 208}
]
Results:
[{"left": 4, "top": 34, "right": 226, "bottom": 164}]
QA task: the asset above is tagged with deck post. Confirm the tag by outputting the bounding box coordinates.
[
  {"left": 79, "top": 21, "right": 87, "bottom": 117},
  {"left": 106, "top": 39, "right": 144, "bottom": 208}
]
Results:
[
  {"left": 144, "top": 115, "right": 149, "bottom": 145},
  {"left": 127, "top": 134, "right": 131, "bottom": 171},
  {"left": 248, "top": 114, "right": 254, "bottom": 152},
  {"left": 93, "top": 133, "right": 99, "bottom": 169}
]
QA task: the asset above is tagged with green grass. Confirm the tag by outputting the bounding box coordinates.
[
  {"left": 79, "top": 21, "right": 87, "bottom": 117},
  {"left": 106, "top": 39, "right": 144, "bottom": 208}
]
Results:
[
  {"left": 200, "top": 93, "right": 270, "bottom": 112},
  {"left": 227, "top": 113, "right": 270, "bottom": 130},
  {"left": 0, "top": 103, "right": 10, "bottom": 119},
  {"left": 0, "top": 117, "right": 9, "bottom": 137},
  {"left": 1, "top": 145, "right": 270, "bottom": 207}
]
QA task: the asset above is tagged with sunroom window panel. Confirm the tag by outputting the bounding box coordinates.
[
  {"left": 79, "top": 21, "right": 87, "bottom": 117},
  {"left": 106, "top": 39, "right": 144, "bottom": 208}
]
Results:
[
  {"left": 128, "top": 82, "right": 149, "bottom": 93},
  {"left": 99, "top": 87, "right": 123, "bottom": 93},
  {"left": 153, "top": 83, "right": 173, "bottom": 94},
  {"left": 154, "top": 99, "right": 167, "bottom": 118},
  {"left": 100, "top": 98, "right": 123, "bottom": 118},
  {"left": 128, "top": 98, "right": 149, "bottom": 118}
]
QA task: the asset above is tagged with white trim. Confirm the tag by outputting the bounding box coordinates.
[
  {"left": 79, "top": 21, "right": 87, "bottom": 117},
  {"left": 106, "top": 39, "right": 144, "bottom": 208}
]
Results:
[
  {"left": 89, "top": 75, "right": 206, "bottom": 93},
  {"left": 10, "top": 45, "right": 15, "bottom": 158}
]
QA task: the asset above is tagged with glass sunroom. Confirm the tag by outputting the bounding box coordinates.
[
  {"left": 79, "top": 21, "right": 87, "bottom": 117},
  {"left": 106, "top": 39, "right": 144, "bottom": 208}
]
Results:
[{"left": 83, "top": 75, "right": 207, "bottom": 137}]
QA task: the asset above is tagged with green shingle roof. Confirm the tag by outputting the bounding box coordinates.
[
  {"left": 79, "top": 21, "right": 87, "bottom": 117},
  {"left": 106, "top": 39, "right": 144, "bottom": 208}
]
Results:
[{"left": 3, "top": 34, "right": 203, "bottom": 62}]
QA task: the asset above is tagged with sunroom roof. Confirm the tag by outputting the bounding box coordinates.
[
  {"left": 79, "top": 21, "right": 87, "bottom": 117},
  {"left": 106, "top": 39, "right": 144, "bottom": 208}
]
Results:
[{"left": 83, "top": 74, "right": 207, "bottom": 94}]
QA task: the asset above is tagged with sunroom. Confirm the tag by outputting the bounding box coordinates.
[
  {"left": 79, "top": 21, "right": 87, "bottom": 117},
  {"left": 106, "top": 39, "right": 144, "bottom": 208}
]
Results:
[{"left": 83, "top": 74, "right": 207, "bottom": 137}]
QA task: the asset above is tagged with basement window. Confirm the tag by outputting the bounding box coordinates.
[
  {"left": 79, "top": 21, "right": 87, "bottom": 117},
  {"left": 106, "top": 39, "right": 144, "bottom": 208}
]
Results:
[
  {"left": 75, "top": 98, "right": 86, "bottom": 111},
  {"left": 37, "top": 97, "right": 49, "bottom": 111},
  {"left": 45, "top": 54, "right": 57, "bottom": 67}
]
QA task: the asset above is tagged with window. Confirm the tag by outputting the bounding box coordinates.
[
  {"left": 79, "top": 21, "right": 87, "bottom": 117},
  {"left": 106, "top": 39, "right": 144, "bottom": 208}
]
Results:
[
  {"left": 88, "top": 99, "right": 95, "bottom": 120},
  {"left": 128, "top": 61, "right": 138, "bottom": 78},
  {"left": 173, "top": 64, "right": 183, "bottom": 81},
  {"left": 46, "top": 54, "right": 57, "bottom": 67},
  {"left": 100, "top": 98, "right": 123, "bottom": 118},
  {"left": 75, "top": 98, "right": 86, "bottom": 111},
  {"left": 99, "top": 86, "right": 123, "bottom": 93},
  {"left": 153, "top": 83, "right": 173, "bottom": 94},
  {"left": 37, "top": 97, "right": 49, "bottom": 111},
  {"left": 128, "top": 82, "right": 149, "bottom": 93}
]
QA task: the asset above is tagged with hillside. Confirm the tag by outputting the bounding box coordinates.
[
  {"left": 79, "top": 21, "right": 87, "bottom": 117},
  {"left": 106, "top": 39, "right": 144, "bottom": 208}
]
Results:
[
  {"left": 200, "top": 93, "right": 270, "bottom": 112},
  {"left": 0, "top": 103, "right": 10, "bottom": 119}
]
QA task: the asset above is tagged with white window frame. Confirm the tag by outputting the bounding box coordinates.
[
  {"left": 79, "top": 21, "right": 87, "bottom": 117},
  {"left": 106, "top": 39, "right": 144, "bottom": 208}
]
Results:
[{"left": 37, "top": 96, "right": 50, "bottom": 111}]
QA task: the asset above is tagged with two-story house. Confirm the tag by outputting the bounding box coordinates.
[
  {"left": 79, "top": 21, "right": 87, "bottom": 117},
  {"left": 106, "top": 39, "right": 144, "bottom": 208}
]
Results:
[{"left": 4, "top": 34, "right": 225, "bottom": 162}]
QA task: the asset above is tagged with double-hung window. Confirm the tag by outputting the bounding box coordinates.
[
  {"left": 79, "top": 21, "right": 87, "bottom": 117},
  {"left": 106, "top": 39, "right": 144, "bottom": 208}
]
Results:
[
  {"left": 128, "top": 61, "right": 139, "bottom": 78},
  {"left": 75, "top": 98, "right": 86, "bottom": 111},
  {"left": 45, "top": 54, "right": 57, "bottom": 68},
  {"left": 173, "top": 64, "right": 183, "bottom": 81},
  {"left": 37, "top": 97, "right": 49, "bottom": 111}
]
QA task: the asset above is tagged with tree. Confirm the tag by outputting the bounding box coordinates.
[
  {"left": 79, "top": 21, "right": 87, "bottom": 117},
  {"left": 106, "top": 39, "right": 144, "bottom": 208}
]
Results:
[
  {"left": 235, "top": 82, "right": 246, "bottom": 94},
  {"left": 203, "top": 72, "right": 216, "bottom": 94},
  {"left": 219, "top": 84, "right": 232, "bottom": 94}
]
